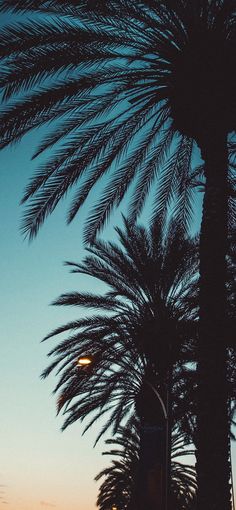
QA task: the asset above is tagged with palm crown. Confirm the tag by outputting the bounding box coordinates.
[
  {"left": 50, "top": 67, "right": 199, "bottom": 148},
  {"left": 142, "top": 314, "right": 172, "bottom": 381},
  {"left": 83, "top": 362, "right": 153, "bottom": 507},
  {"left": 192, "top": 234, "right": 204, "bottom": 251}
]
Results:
[{"left": 42, "top": 219, "right": 197, "bottom": 441}]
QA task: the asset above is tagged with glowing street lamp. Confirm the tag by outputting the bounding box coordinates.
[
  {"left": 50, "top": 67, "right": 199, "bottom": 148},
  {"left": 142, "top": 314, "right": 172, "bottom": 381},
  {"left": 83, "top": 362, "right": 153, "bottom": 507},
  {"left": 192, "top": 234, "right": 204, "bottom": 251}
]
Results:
[{"left": 77, "top": 355, "right": 93, "bottom": 366}]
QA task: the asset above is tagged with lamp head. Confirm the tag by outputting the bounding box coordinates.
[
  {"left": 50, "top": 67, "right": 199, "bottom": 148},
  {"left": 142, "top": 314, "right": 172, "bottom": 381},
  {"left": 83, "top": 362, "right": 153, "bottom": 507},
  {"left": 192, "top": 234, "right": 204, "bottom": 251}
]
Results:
[{"left": 77, "top": 355, "right": 93, "bottom": 366}]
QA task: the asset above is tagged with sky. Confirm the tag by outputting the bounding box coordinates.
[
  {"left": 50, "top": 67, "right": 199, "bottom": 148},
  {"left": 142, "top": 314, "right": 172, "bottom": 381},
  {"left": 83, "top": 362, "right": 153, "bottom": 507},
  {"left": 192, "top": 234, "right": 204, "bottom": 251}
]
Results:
[
  {"left": 0, "top": 129, "right": 114, "bottom": 510},
  {"left": 0, "top": 10, "right": 236, "bottom": 510}
]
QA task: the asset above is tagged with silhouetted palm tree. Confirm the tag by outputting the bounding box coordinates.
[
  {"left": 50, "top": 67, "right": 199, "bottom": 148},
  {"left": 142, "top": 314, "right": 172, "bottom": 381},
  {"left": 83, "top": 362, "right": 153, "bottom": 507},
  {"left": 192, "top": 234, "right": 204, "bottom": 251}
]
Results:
[
  {"left": 96, "top": 420, "right": 197, "bottom": 510},
  {"left": 1, "top": 3, "right": 235, "bottom": 508},
  {"left": 42, "top": 219, "right": 197, "bottom": 443},
  {"left": 42, "top": 219, "right": 198, "bottom": 510}
]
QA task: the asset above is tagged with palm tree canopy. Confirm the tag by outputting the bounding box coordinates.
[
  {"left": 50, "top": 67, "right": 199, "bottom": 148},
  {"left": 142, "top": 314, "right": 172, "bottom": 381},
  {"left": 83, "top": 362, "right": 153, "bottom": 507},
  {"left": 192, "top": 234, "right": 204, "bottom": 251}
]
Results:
[
  {"left": 0, "top": 0, "right": 235, "bottom": 239},
  {"left": 42, "top": 219, "right": 198, "bottom": 441}
]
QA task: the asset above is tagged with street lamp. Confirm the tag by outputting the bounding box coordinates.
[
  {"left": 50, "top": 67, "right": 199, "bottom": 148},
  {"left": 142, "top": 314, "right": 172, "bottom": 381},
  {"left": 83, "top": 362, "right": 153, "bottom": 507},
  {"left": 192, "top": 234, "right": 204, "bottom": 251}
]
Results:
[{"left": 77, "top": 355, "right": 93, "bottom": 366}]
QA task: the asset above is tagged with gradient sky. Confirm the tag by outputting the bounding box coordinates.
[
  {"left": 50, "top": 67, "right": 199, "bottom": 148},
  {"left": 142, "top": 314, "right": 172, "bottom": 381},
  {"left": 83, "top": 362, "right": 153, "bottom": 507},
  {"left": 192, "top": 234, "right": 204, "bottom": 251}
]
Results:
[
  {"left": 0, "top": 12, "right": 236, "bottom": 510},
  {"left": 0, "top": 129, "right": 116, "bottom": 510}
]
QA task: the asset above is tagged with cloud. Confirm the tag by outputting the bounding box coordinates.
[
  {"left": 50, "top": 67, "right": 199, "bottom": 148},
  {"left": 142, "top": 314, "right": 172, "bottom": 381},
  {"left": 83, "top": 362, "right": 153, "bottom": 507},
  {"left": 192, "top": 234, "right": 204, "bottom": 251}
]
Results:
[{"left": 40, "top": 502, "right": 56, "bottom": 508}]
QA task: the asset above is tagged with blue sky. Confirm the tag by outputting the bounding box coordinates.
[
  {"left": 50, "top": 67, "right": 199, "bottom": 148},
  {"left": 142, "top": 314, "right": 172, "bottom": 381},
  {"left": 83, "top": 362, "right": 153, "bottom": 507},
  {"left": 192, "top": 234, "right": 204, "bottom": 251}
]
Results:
[{"left": 0, "top": 130, "right": 114, "bottom": 510}]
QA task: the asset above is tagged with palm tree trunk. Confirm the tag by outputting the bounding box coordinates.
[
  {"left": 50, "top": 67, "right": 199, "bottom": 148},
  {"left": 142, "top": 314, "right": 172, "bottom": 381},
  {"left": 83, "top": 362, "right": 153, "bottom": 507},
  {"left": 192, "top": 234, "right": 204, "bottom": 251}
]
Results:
[
  {"left": 196, "top": 131, "right": 231, "bottom": 510},
  {"left": 134, "top": 377, "right": 167, "bottom": 509},
  {"left": 136, "top": 420, "right": 166, "bottom": 510},
  {"left": 166, "top": 367, "right": 172, "bottom": 510}
]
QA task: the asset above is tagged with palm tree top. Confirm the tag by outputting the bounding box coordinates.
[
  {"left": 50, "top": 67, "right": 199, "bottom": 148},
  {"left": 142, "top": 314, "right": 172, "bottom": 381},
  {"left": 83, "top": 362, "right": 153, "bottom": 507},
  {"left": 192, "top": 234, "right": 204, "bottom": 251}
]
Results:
[
  {"left": 0, "top": 0, "right": 235, "bottom": 239},
  {"left": 42, "top": 218, "right": 198, "bottom": 440}
]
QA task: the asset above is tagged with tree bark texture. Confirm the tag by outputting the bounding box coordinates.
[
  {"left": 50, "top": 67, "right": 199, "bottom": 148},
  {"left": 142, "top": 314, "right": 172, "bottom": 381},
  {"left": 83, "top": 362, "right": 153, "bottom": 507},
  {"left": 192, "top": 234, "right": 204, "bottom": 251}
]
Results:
[
  {"left": 134, "top": 378, "right": 168, "bottom": 510},
  {"left": 136, "top": 422, "right": 166, "bottom": 510},
  {"left": 196, "top": 131, "right": 231, "bottom": 510}
]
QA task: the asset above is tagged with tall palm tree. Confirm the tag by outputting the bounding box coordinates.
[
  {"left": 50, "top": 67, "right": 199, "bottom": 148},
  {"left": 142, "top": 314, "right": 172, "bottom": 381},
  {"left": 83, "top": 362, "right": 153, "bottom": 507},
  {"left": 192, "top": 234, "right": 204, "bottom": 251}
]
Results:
[
  {"left": 42, "top": 219, "right": 197, "bottom": 442},
  {"left": 42, "top": 218, "right": 198, "bottom": 509},
  {"left": 1, "top": 2, "right": 235, "bottom": 508},
  {"left": 95, "top": 420, "right": 197, "bottom": 510}
]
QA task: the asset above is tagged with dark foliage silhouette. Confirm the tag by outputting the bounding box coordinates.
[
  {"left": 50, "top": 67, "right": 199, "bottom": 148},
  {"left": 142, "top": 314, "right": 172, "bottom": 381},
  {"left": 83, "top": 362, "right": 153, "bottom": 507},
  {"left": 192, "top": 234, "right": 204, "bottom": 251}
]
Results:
[
  {"left": 1, "top": 2, "right": 236, "bottom": 508},
  {"left": 42, "top": 219, "right": 197, "bottom": 442}
]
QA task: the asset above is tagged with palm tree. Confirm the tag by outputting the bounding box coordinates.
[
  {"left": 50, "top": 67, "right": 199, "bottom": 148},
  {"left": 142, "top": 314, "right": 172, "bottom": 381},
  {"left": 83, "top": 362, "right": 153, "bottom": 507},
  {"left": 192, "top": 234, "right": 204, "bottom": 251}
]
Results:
[
  {"left": 42, "top": 219, "right": 197, "bottom": 442},
  {"left": 43, "top": 217, "right": 234, "bottom": 509},
  {"left": 1, "top": 2, "right": 235, "bottom": 508},
  {"left": 95, "top": 420, "right": 197, "bottom": 510},
  {"left": 42, "top": 218, "right": 198, "bottom": 510}
]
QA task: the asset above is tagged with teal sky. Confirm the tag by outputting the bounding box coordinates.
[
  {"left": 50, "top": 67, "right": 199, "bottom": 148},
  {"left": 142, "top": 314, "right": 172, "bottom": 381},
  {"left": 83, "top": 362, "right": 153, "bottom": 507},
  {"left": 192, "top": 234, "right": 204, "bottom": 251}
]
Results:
[{"left": 0, "top": 130, "right": 113, "bottom": 510}]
